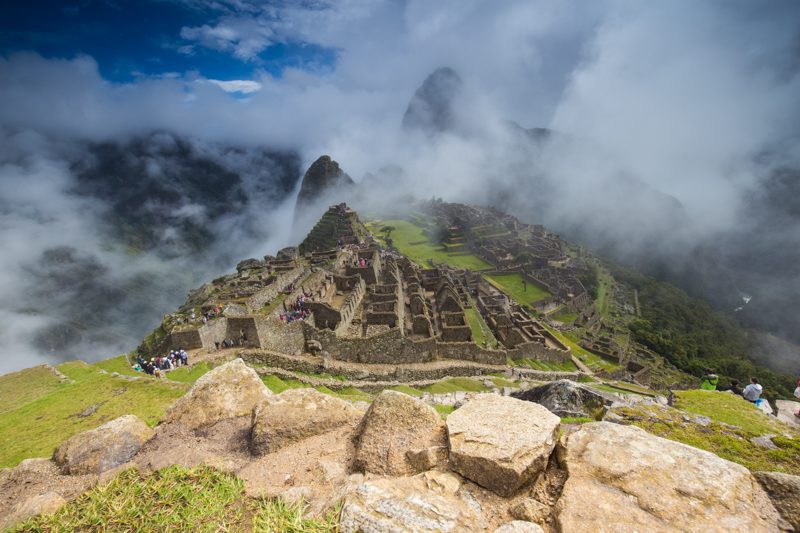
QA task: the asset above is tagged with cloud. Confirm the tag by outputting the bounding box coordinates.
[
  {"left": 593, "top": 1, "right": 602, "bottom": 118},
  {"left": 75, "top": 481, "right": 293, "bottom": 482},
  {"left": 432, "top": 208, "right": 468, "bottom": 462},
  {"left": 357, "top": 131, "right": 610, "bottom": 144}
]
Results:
[{"left": 206, "top": 78, "right": 262, "bottom": 93}]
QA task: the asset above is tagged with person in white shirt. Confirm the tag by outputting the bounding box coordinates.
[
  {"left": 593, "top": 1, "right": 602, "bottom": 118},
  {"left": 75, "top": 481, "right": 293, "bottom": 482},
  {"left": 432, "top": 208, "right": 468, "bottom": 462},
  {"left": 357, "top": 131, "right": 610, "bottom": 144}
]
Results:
[{"left": 742, "top": 377, "right": 763, "bottom": 402}]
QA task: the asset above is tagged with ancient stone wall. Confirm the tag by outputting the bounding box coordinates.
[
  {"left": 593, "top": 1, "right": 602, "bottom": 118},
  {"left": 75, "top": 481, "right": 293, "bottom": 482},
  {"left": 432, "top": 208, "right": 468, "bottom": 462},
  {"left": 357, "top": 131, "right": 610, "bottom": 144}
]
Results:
[
  {"left": 437, "top": 342, "right": 507, "bottom": 365},
  {"left": 167, "top": 329, "right": 203, "bottom": 351},
  {"left": 256, "top": 316, "right": 305, "bottom": 355},
  {"left": 225, "top": 317, "right": 259, "bottom": 348},
  {"left": 303, "top": 323, "right": 438, "bottom": 364},
  {"left": 245, "top": 265, "right": 305, "bottom": 311},
  {"left": 198, "top": 318, "right": 227, "bottom": 350},
  {"left": 335, "top": 277, "right": 366, "bottom": 334}
]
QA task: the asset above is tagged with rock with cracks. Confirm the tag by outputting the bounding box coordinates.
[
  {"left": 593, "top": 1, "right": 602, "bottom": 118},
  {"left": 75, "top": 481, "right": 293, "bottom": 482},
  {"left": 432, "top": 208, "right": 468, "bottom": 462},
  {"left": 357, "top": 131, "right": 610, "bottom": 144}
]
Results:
[
  {"left": 512, "top": 379, "right": 613, "bottom": 418},
  {"left": 250, "top": 388, "right": 362, "bottom": 455},
  {"left": 754, "top": 471, "right": 800, "bottom": 532},
  {"left": 446, "top": 394, "right": 560, "bottom": 496},
  {"left": 339, "top": 471, "right": 484, "bottom": 532},
  {"left": 494, "top": 521, "right": 544, "bottom": 533},
  {"left": 161, "top": 358, "right": 272, "bottom": 429},
  {"left": 53, "top": 414, "right": 154, "bottom": 475},
  {"left": 353, "top": 390, "right": 446, "bottom": 476},
  {"left": 556, "top": 422, "right": 781, "bottom": 532}
]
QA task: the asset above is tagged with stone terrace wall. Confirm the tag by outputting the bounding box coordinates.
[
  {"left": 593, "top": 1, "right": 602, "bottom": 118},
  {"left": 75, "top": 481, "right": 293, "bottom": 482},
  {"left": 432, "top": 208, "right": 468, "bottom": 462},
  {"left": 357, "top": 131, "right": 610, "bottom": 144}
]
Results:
[
  {"left": 334, "top": 277, "right": 366, "bottom": 334},
  {"left": 245, "top": 265, "right": 305, "bottom": 311},
  {"left": 198, "top": 318, "right": 228, "bottom": 349},
  {"left": 167, "top": 329, "right": 203, "bottom": 351},
  {"left": 303, "top": 322, "right": 438, "bottom": 364},
  {"left": 256, "top": 316, "right": 305, "bottom": 355},
  {"left": 438, "top": 342, "right": 507, "bottom": 365},
  {"left": 507, "top": 341, "right": 569, "bottom": 363}
]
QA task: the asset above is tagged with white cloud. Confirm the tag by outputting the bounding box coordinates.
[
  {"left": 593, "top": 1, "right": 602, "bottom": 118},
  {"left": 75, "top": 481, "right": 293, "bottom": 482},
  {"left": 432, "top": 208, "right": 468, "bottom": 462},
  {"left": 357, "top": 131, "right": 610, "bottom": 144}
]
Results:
[{"left": 206, "top": 78, "right": 262, "bottom": 93}]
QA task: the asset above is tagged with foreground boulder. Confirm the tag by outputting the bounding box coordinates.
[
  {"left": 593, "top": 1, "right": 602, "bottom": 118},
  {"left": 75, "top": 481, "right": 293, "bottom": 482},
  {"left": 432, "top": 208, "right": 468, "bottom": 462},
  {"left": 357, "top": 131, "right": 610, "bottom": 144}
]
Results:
[
  {"left": 775, "top": 400, "right": 800, "bottom": 428},
  {"left": 512, "top": 379, "right": 612, "bottom": 418},
  {"left": 250, "top": 388, "right": 362, "bottom": 455},
  {"left": 353, "top": 390, "right": 446, "bottom": 476},
  {"left": 53, "top": 415, "right": 154, "bottom": 475},
  {"left": 446, "top": 394, "right": 560, "bottom": 496},
  {"left": 0, "top": 492, "right": 66, "bottom": 530},
  {"left": 339, "top": 471, "right": 484, "bottom": 532},
  {"left": 754, "top": 471, "right": 800, "bottom": 531},
  {"left": 556, "top": 422, "right": 780, "bottom": 532},
  {"left": 161, "top": 358, "right": 271, "bottom": 429}
]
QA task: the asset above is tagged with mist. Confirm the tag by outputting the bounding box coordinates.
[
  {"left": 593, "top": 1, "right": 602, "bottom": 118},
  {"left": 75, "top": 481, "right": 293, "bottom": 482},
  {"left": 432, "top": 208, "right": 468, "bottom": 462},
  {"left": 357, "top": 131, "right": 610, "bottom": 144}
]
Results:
[{"left": 1, "top": 0, "right": 799, "bottom": 373}]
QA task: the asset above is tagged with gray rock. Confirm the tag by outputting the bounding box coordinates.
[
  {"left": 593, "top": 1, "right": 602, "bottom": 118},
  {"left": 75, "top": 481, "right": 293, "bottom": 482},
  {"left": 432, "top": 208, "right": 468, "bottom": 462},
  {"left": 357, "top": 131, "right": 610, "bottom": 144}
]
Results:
[
  {"left": 494, "top": 521, "right": 544, "bottom": 533},
  {"left": 0, "top": 492, "right": 66, "bottom": 530},
  {"left": 53, "top": 414, "right": 154, "bottom": 475},
  {"left": 754, "top": 471, "right": 800, "bottom": 531},
  {"left": 446, "top": 394, "right": 560, "bottom": 497},
  {"left": 511, "top": 379, "right": 613, "bottom": 419}
]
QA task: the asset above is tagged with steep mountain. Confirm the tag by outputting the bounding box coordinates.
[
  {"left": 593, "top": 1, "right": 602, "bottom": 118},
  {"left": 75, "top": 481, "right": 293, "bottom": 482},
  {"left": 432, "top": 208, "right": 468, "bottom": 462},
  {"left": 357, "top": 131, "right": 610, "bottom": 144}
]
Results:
[
  {"left": 294, "top": 154, "right": 354, "bottom": 209},
  {"left": 402, "top": 66, "right": 463, "bottom": 134}
]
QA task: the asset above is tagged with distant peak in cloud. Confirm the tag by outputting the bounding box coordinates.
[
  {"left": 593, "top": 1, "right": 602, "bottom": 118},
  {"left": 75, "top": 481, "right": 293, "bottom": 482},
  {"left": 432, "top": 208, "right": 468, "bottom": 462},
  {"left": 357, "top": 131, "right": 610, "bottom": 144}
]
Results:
[
  {"left": 402, "top": 66, "right": 463, "bottom": 135},
  {"left": 206, "top": 78, "right": 262, "bottom": 93}
]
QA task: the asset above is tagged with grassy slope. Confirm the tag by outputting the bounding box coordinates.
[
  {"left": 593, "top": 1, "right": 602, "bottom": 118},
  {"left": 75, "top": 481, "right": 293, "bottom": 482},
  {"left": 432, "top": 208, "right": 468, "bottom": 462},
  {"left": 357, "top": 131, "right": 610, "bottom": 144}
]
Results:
[
  {"left": 464, "top": 306, "right": 498, "bottom": 348},
  {"left": 367, "top": 219, "right": 491, "bottom": 270},
  {"left": 616, "top": 390, "right": 800, "bottom": 474},
  {"left": 484, "top": 272, "right": 551, "bottom": 305},
  {"left": 0, "top": 366, "right": 65, "bottom": 414},
  {"left": 0, "top": 362, "right": 186, "bottom": 468},
  {"left": 13, "top": 466, "right": 339, "bottom": 532}
]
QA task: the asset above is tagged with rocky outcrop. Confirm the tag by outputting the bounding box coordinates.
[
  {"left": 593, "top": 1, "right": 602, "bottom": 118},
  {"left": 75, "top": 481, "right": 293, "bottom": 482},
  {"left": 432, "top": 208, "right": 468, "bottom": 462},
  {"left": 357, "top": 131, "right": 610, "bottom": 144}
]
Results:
[
  {"left": 295, "top": 155, "right": 354, "bottom": 208},
  {"left": 53, "top": 415, "right": 154, "bottom": 475},
  {"left": 161, "top": 358, "right": 272, "bottom": 429},
  {"left": 0, "top": 492, "right": 66, "bottom": 530},
  {"left": 556, "top": 422, "right": 780, "bottom": 532},
  {"left": 512, "top": 379, "right": 613, "bottom": 418},
  {"left": 754, "top": 471, "right": 800, "bottom": 531},
  {"left": 446, "top": 394, "right": 560, "bottom": 496},
  {"left": 250, "top": 388, "right": 362, "bottom": 455},
  {"left": 353, "top": 390, "right": 446, "bottom": 476},
  {"left": 339, "top": 471, "right": 484, "bottom": 532},
  {"left": 775, "top": 400, "right": 800, "bottom": 428}
]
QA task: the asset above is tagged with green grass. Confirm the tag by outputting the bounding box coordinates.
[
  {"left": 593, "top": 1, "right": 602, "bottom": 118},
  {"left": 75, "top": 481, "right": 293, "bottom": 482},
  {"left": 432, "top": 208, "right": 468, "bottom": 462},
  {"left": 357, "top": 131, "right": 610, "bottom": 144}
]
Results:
[
  {"left": 484, "top": 272, "right": 551, "bottom": 305},
  {"left": 167, "top": 362, "right": 214, "bottom": 383},
  {"left": 92, "top": 355, "right": 141, "bottom": 378},
  {"left": 260, "top": 374, "right": 308, "bottom": 393},
  {"left": 464, "top": 306, "right": 498, "bottom": 348},
  {"left": 0, "top": 361, "right": 186, "bottom": 468},
  {"left": 488, "top": 376, "right": 516, "bottom": 388},
  {"left": 561, "top": 416, "right": 594, "bottom": 424},
  {"left": 512, "top": 358, "right": 578, "bottom": 372},
  {"left": 421, "top": 377, "right": 488, "bottom": 394},
  {"left": 551, "top": 311, "right": 579, "bottom": 324},
  {"left": 557, "top": 330, "right": 621, "bottom": 372},
  {"left": 389, "top": 385, "right": 424, "bottom": 397},
  {"left": 614, "top": 403, "right": 800, "bottom": 475},
  {"left": 366, "top": 219, "right": 492, "bottom": 270},
  {"left": 433, "top": 404, "right": 456, "bottom": 418},
  {"left": 13, "top": 466, "right": 340, "bottom": 532},
  {"left": 672, "top": 390, "right": 791, "bottom": 436},
  {"left": 595, "top": 267, "right": 614, "bottom": 318},
  {"left": 315, "top": 385, "right": 372, "bottom": 403},
  {"left": 0, "top": 366, "right": 65, "bottom": 415}
]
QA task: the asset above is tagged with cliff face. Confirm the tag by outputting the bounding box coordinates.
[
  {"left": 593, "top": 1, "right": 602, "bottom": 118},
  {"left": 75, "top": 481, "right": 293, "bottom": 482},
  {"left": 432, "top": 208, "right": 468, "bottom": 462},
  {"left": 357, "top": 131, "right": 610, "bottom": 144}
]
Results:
[{"left": 402, "top": 66, "right": 463, "bottom": 135}]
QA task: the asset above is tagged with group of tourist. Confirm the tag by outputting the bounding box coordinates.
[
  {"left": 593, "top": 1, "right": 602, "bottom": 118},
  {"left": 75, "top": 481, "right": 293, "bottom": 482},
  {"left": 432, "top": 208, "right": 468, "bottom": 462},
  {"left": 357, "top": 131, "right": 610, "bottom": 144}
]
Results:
[
  {"left": 354, "top": 257, "right": 371, "bottom": 268},
  {"left": 279, "top": 291, "right": 314, "bottom": 322},
  {"left": 701, "top": 368, "right": 800, "bottom": 417},
  {"left": 134, "top": 349, "right": 188, "bottom": 377}
]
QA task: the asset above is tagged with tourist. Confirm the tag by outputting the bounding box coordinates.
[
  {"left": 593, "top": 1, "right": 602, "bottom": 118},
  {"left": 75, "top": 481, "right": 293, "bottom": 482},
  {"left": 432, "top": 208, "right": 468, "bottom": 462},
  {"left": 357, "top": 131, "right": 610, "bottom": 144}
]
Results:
[
  {"left": 724, "top": 379, "right": 743, "bottom": 396},
  {"left": 742, "top": 377, "right": 763, "bottom": 403},
  {"left": 794, "top": 378, "right": 800, "bottom": 418},
  {"left": 700, "top": 368, "right": 719, "bottom": 390}
]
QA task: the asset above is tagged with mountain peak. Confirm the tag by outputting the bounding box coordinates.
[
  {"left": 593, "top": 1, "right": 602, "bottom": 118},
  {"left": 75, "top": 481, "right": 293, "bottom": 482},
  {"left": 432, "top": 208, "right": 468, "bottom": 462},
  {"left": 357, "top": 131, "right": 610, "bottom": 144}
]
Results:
[{"left": 402, "top": 67, "right": 463, "bottom": 134}]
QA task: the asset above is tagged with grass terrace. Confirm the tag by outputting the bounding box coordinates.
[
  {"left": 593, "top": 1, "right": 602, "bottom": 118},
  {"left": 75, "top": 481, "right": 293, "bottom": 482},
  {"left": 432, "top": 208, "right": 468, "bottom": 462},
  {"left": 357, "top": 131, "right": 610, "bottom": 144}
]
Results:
[
  {"left": 0, "top": 362, "right": 186, "bottom": 468},
  {"left": 366, "top": 218, "right": 492, "bottom": 270},
  {"left": 464, "top": 305, "right": 499, "bottom": 349},
  {"left": 484, "top": 272, "right": 551, "bottom": 305}
]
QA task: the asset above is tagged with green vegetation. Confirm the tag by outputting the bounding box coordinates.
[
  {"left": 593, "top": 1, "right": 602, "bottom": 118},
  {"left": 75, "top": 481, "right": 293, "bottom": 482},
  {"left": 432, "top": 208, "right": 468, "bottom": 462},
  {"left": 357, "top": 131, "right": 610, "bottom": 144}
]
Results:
[
  {"left": 13, "top": 466, "right": 340, "bottom": 532},
  {"left": 560, "top": 416, "right": 594, "bottom": 424},
  {"left": 551, "top": 310, "right": 578, "bottom": 324},
  {"left": 594, "top": 268, "right": 614, "bottom": 318},
  {"left": 389, "top": 384, "right": 424, "bottom": 397},
  {"left": 167, "top": 362, "right": 214, "bottom": 383},
  {"left": 512, "top": 358, "right": 578, "bottom": 372},
  {"left": 92, "top": 355, "right": 141, "bottom": 378},
  {"left": 421, "top": 377, "right": 488, "bottom": 394},
  {"left": 484, "top": 273, "right": 551, "bottom": 305},
  {"left": 261, "top": 374, "right": 307, "bottom": 393},
  {"left": 0, "top": 366, "right": 65, "bottom": 415},
  {"left": 487, "top": 376, "right": 516, "bottom": 388},
  {"left": 315, "top": 385, "right": 372, "bottom": 403},
  {"left": 616, "top": 398, "right": 800, "bottom": 475},
  {"left": 613, "top": 265, "right": 796, "bottom": 399},
  {"left": 434, "top": 404, "right": 456, "bottom": 418},
  {"left": 464, "top": 306, "right": 498, "bottom": 348},
  {"left": 557, "top": 330, "right": 620, "bottom": 372},
  {"left": 0, "top": 362, "right": 186, "bottom": 468},
  {"left": 366, "top": 219, "right": 491, "bottom": 270}
]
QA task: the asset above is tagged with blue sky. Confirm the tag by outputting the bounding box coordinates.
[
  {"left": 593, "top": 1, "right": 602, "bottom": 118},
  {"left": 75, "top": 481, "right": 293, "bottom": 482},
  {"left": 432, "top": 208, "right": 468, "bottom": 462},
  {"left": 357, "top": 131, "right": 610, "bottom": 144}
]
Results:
[{"left": 0, "top": 0, "right": 337, "bottom": 83}]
